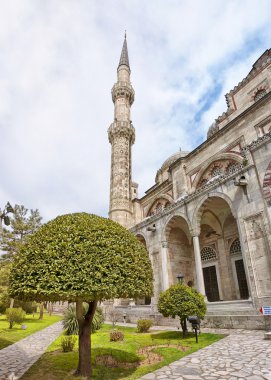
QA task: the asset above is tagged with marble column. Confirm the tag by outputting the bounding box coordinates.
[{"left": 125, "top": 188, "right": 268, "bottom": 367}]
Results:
[
  {"left": 193, "top": 235, "right": 206, "bottom": 296},
  {"left": 161, "top": 241, "right": 169, "bottom": 291}
]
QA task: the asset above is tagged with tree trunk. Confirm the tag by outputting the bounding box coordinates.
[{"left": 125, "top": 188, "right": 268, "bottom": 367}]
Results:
[
  {"left": 39, "top": 302, "right": 44, "bottom": 320},
  {"left": 9, "top": 298, "right": 14, "bottom": 309},
  {"left": 75, "top": 300, "right": 97, "bottom": 378},
  {"left": 180, "top": 317, "right": 188, "bottom": 338},
  {"left": 48, "top": 302, "right": 53, "bottom": 316}
]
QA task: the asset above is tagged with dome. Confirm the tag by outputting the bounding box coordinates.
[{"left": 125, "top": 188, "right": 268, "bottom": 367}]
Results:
[
  {"left": 155, "top": 150, "right": 189, "bottom": 184},
  {"left": 160, "top": 151, "right": 189, "bottom": 171}
]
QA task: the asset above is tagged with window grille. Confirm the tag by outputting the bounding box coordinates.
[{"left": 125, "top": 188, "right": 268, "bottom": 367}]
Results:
[
  {"left": 226, "top": 163, "right": 239, "bottom": 175},
  {"left": 230, "top": 238, "right": 242, "bottom": 255},
  {"left": 201, "top": 246, "right": 217, "bottom": 262},
  {"left": 211, "top": 167, "right": 222, "bottom": 177}
]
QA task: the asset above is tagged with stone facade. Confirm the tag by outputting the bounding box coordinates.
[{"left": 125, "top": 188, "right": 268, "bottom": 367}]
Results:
[{"left": 108, "top": 41, "right": 271, "bottom": 328}]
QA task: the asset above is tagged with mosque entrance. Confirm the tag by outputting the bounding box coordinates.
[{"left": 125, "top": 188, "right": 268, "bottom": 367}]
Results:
[{"left": 203, "top": 265, "right": 220, "bottom": 302}]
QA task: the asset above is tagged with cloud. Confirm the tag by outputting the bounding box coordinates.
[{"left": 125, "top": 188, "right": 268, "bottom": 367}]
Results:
[{"left": 0, "top": 0, "right": 270, "bottom": 221}]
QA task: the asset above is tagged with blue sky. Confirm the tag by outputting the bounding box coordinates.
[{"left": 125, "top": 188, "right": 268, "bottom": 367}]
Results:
[{"left": 0, "top": 0, "right": 271, "bottom": 221}]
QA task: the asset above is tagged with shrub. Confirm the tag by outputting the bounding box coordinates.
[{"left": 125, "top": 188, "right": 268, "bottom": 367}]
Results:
[
  {"left": 61, "top": 335, "right": 76, "bottom": 352},
  {"left": 63, "top": 304, "right": 104, "bottom": 335},
  {"left": 110, "top": 329, "right": 124, "bottom": 342},
  {"left": 14, "top": 300, "right": 37, "bottom": 314},
  {"left": 5, "top": 307, "right": 26, "bottom": 329},
  {"left": 137, "top": 319, "right": 153, "bottom": 333}
]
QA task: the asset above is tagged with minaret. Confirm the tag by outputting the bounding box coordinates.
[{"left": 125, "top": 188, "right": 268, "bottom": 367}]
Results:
[{"left": 108, "top": 34, "right": 135, "bottom": 228}]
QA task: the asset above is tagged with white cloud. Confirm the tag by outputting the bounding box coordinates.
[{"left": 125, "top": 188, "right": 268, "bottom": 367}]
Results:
[{"left": 0, "top": 0, "right": 270, "bottom": 220}]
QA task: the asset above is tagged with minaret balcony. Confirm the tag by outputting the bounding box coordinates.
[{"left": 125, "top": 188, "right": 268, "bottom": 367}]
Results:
[
  {"left": 111, "top": 82, "right": 135, "bottom": 104},
  {"left": 108, "top": 121, "right": 135, "bottom": 144}
]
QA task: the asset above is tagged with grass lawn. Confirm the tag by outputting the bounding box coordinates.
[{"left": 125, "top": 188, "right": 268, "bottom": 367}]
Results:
[
  {"left": 0, "top": 313, "right": 63, "bottom": 350},
  {"left": 21, "top": 324, "right": 224, "bottom": 380}
]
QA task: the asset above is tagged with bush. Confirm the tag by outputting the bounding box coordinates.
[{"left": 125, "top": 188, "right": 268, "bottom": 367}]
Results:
[
  {"left": 137, "top": 319, "right": 153, "bottom": 333},
  {"left": 61, "top": 336, "right": 76, "bottom": 352},
  {"left": 110, "top": 329, "right": 124, "bottom": 342},
  {"left": 5, "top": 307, "right": 26, "bottom": 329},
  {"left": 63, "top": 304, "right": 104, "bottom": 335},
  {"left": 14, "top": 300, "right": 37, "bottom": 314}
]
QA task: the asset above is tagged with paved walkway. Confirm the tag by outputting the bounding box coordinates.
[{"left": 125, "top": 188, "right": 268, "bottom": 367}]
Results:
[
  {"left": 137, "top": 329, "right": 271, "bottom": 380},
  {"left": 0, "top": 321, "right": 270, "bottom": 380},
  {"left": 0, "top": 321, "right": 63, "bottom": 380}
]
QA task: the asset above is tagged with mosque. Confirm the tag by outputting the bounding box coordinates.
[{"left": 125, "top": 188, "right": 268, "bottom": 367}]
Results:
[{"left": 107, "top": 36, "right": 271, "bottom": 329}]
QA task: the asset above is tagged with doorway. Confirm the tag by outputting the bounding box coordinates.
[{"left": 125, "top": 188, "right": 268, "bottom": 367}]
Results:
[{"left": 203, "top": 265, "right": 220, "bottom": 302}]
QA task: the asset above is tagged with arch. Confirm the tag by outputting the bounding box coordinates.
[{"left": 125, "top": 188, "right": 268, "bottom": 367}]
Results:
[
  {"left": 263, "top": 161, "right": 271, "bottom": 200},
  {"left": 192, "top": 192, "right": 236, "bottom": 235},
  {"left": 135, "top": 233, "right": 148, "bottom": 248},
  {"left": 145, "top": 193, "right": 174, "bottom": 217},
  {"left": 192, "top": 153, "right": 242, "bottom": 190},
  {"left": 162, "top": 211, "right": 192, "bottom": 242}
]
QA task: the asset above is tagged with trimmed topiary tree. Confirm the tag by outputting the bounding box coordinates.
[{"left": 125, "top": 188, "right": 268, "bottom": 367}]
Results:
[
  {"left": 9, "top": 213, "right": 153, "bottom": 378},
  {"left": 158, "top": 283, "right": 206, "bottom": 337}
]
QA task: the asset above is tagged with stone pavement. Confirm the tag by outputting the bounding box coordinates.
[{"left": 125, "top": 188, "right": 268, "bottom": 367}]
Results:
[
  {"left": 0, "top": 321, "right": 63, "bottom": 380},
  {"left": 137, "top": 329, "right": 271, "bottom": 380}
]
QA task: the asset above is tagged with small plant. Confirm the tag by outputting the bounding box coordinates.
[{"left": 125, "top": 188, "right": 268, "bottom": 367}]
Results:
[
  {"left": 110, "top": 329, "right": 124, "bottom": 342},
  {"left": 137, "top": 319, "right": 153, "bottom": 333},
  {"left": 63, "top": 304, "right": 104, "bottom": 335},
  {"left": 242, "top": 158, "right": 248, "bottom": 166},
  {"left": 61, "top": 335, "right": 76, "bottom": 352},
  {"left": 5, "top": 307, "right": 26, "bottom": 329}
]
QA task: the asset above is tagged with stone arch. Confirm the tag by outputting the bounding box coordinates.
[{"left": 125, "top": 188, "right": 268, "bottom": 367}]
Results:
[
  {"left": 162, "top": 211, "right": 192, "bottom": 242},
  {"left": 135, "top": 233, "right": 148, "bottom": 248},
  {"left": 192, "top": 192, "right": 236, "bottom": 235},
  {"left": 162, "top": 213, "right": 194, "bottom": 287},
  {"left": 145, "top": 193, "right": 174, "bottom": 217},
  {"left": 263, "top": 161, "right": 271, "bottom": 200},
  {"left": 192, "top": 153, "right": 242, "bottom": 190}
]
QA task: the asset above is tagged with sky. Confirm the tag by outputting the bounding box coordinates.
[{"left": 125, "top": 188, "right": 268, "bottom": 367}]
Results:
[{"left": 0, "top": 0, "right": 271, "bottom": 222}]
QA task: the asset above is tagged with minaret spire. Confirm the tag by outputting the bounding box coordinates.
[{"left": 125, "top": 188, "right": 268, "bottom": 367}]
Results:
[
  {"left": 118, "top": 32, "right": 130, "bottom": 70},
  {"left": 108, "top": 36, "right": 135, "bottom": 227}
]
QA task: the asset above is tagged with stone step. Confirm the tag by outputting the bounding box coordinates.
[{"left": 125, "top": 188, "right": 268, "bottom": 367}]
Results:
[{"left": 206, "top": 300, "right": 259, "bottom": 315}]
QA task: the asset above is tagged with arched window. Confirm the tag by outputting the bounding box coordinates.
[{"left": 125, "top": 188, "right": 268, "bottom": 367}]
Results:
[
  {"left": 201, "top": 246, "right": 217, "bottom": 262},
  {"left": 230, "top": 238, "right": 242, "bottom": 255},
  {"left": 254, "top": 89, "right": 266, "bottom": 102}
]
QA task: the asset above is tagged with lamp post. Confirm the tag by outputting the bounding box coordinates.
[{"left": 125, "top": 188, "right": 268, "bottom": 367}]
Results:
[{"left": 176, "top": 272, "right": 184, "bottom": 284}]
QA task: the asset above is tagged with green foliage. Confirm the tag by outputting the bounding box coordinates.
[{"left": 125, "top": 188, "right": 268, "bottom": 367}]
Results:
[
  {"left": 0, "top": 286, "right": 10, "bottom": 313},
  {"left": 158, "top": 284, "right": 206, "bottom": 334},
  {"left": 14, "top": 300, "right": 37, "bottom": 314},
  {"left": 0, "top": 202, "right": 14, "bottom": 227},
  {"left": 137, "top": 319, "right": 153, "bottom": 333},
  {"left": 61, "top": 335, "right": 76, "bottom": 352},
  {"left": 5, "top": 307, "right": 26, "bottom": 329},
  {"left": 9, "top": 213, "right": 153, "bottom": 302},
  {"left": 109, "top": 329, "right": 124, "bottom": 341},
  {"left": 0, "top": 204, "right": 42, "bottom": 263},
  {"left": 0, "top": 263, "right": 11, "bottom": 313},
  {"left": 63, "top": 304, "right": 104, "bottom": 335}
]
